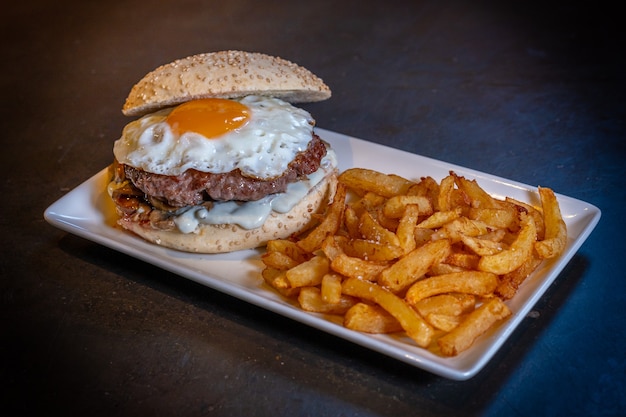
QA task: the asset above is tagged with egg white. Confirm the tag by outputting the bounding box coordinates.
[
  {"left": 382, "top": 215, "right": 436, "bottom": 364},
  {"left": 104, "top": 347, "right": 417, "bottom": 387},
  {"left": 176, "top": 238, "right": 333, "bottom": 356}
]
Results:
[{"left": 113, "top": 96, "right": 316, "bottom": 179}]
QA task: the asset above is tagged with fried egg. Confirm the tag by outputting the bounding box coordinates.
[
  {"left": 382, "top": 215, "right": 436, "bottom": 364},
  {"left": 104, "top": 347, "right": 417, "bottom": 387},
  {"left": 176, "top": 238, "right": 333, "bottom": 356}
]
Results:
[{"left": 113, "top": 95, "right": 315, "bottom": 179}]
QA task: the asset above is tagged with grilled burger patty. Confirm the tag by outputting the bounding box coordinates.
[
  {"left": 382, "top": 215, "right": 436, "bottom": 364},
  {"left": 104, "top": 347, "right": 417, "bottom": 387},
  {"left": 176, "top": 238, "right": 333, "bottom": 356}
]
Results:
[{"left": 115, "top": 134, "right": 328, "bottom": 209}]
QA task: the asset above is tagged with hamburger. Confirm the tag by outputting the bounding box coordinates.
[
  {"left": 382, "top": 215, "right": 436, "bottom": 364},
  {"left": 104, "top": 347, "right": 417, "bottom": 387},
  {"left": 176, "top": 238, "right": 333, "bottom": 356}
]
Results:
[{"left": 107, "top": 50, "right": 337, "bottom": 253}]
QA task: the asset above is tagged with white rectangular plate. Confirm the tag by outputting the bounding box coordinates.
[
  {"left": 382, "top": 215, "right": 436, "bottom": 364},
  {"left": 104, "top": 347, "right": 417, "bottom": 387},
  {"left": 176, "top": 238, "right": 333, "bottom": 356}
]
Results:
[{"left": 44, "top": 128, "right": 600, "bottom": 380}]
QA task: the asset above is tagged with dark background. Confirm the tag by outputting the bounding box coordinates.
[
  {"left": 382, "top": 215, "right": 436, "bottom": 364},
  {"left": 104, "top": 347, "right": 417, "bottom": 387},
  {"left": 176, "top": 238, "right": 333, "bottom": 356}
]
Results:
[{"left": 2, "top": 1, "right": 625, "bottom": 416}]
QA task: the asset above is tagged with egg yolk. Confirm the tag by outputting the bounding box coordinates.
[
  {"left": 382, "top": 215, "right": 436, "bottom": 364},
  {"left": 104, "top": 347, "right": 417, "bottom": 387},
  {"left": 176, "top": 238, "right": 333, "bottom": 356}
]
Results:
[{"left": 166, "top": 98, "right": 250, "bottom": 138}]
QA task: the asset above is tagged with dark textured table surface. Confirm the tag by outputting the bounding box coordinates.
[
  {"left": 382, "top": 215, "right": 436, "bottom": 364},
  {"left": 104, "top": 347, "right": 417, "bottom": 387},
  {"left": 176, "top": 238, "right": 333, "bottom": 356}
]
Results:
[{"left": 3, "top": 1, "right": 625, "bottom": 416}]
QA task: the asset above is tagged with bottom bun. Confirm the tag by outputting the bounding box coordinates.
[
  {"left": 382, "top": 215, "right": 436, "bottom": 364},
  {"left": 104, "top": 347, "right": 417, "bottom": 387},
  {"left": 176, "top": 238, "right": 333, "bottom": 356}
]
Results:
[{"left": 118, "top": 172, "right": 338, "bottom": 253}]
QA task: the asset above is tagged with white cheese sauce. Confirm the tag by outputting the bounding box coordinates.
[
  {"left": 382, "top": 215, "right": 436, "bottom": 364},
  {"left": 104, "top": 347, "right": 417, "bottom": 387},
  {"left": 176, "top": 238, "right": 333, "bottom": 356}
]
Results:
[{"left": 173, "top": 149, "right": 336, "bottom": 233}]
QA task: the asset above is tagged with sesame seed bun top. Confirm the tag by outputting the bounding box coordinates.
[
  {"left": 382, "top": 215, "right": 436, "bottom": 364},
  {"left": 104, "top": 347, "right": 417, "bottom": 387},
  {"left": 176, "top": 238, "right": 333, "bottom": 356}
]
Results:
[{"left": 122, "top": 50, "right": 331, "bottom": 117}]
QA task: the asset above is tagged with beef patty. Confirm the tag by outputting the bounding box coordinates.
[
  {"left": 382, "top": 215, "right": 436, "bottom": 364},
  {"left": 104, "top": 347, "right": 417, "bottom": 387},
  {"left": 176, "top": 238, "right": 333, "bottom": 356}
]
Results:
[{"left": 118, "top": 133, "right": 328, "bottom": 208}]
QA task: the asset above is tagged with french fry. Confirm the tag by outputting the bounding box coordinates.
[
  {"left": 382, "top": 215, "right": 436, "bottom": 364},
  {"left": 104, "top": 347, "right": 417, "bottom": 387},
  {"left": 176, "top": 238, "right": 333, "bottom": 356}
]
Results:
[
  {"left": 261, "top": 267, "right": 299, "bottom": 297},
  {"left": 351, "top": 192, "right": 386, "bottom": 216},
  {"left": 416, "top": 209, "right": 461, "bottom": 229},
  {"left": 261, "top": 267, "right": 288, "bottom": 288},
  {"left": 297, "top": 183, "right": 347, "bottom": 253},
  {"left": 265, "top": 239, "right": 310, "bottom": 264},
  {"left": 339, "top": 168, "right": 413, "bottom": 197},
  {"left": 320, "top": 235, "right": 345, "bottom": 261},
  {"left": 405, "top": 271, "right": 499, "bottom": 305},
  {"left": 321, "top": 273, "right": 344, "bottom": 304},
  {"left": 425, "top": 313, "right": 463, "bottom": 332},
  {"left": 331, "top": 253, "right": 388, "bottom": 281},
  {"left": 378, "top": 239, "right": 451, "bottom": 293},
  {"left": 344, "top": 303, "right": 403, "bottom": 334},
  {"left": 437, "top": 298, "right": 511, "bottom": 356},
  {"left": 506, "top": 196, "right": 545, "bottom": 240},
  {"left": 383, "top": 195, "right": 433, "bottom": 218},
  {"left": 412, "top": 293, "right": 475, "bottom": 317},
  {"left": 343, "top": 206, "right": 361, "bottom": 239},
  {"left": 298, "top": 287, "right": 357, "bottom": 314},
  {"left": 261, "top": 250, "right": 301, "bottom": 270},
  {"left": 341, "top": 238, "right": 404, "bottom": 262},
  {"left": 444, "top": 252, "right": 480, "bottom": 270},
  {"left": 286, "top": 255, "right": 329, "bottom": 288},
  {"left": 395, "top": 204, "right": 420, "bottom": 254},
  {"left": 478, "top": 213, "right": 537, "bottom": 275},
  {"left": 432, "top": 217, "right": 490, "bottom": 242},
  {"left": 495, "top": 253, "right": 544, "bottom": 300},
  {"left": 534, "top": 187, "right": 567, "bottom": 259},
  {"left": 453, "top": 173, "right": 502, "bottom": 209},
  {"left": 342, "top": 277, "right": 434, "bottom": 347},
  {"left": 459, "top": 234, "right": 505, "bottom": 256},
  {"left": 437, "top": 175, "right": 457, "bottom": 211},
  {"left": 375, "top": 207, "right": 399, "bottom": 232},
  {"left": 428, "top": 262, "right": 467, "bottom": 276},
  {"left": 477, "top": 228, "right": 507, "bottom": 243},
  {"left": 467, "top": 207, "right": 518, "bottom": 230},
  {"left": 406, "top": 176, "right": 439, "bottom": 201},
  {"left": 451, "top": 293, "right": 477, "bottom": 313},
  {"left": 359, "top": 211, "right": 401, "bottom": 247},
  {"left": 414, "top": 227, "right": 435, "bottom": 247}
]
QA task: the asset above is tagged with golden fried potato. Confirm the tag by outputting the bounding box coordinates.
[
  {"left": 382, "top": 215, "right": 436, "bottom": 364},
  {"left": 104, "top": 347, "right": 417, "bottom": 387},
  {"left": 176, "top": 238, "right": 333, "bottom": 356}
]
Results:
[
  {"left": 261, "top": 250, "right": 302, "bottom": 270},
  {"left": 298, "top": 287, "right": 357, "bottom": 314},
  {"left": 261, "top": 267, "right": 299, "bottom": 297},
  {"left": 342, "top": 277, "right": 434, "bottom": 347},
  {"left": 416, "top": 209, "right": 461, "bottom": 229},
  {"left": 331, "top": 253, "right": 388, "bottom": 281},
  {"left": 297, "top": 183, "right": 347, "bottom": 253},
  {"left": 459, "top": 234, "right": 505, "bottom": 256},
  {"left": 437, "top": 175, "right": 458, "bottom": 211},
  {"left": 412, "top": 293, "right": 475, "bottom": 317},
  {"left": 321, "top": 273, "right": 344, "bottom": 304},
  {"left": 534, "top": 187, "right": 567, "bottom": 259},
  {"left": 286, "top": 255, "right": 329, "bottom": 288},
  {"left": 432, "top": 217, "right": 490, "bottom": 242},
  {"left": 265, "top": 239, "right": 310, "bottom": 264},
  {"left": 341, "top": 238, "right": 404, "bottom": 262},
  {"left": 467, "top": 207, "right": 518, "bottom": 230},
  {"left": 378, "top": 239, "right": 451, "bottom": 293},
  {"left": 395, "top": 204, "right": 420, "bottom": 254},
  {"left": 383, "top": 195, "right": 433, "bottom": 218},
  {"left": 437, "top": 298, "right": 511, "bottom": 356},
  {"left": 425, "top": 313, "right": 463, "bottom": 332},
  {"left": 406, "top": 176, "right": 439, "bottom": 201},
  {"left": 452, "top": 173, "right": 502, "bottom": 209},
  {"left": 344, "top": 303, "right": 404, "bottom": 334},
  {"left": 444, "top": 252, "right": 481, "bottom": 270},
  {"left": 478, "top": 213, "right": 537, "bottom": 275},
  {"left": 359, "top": 211, "right": 401, "bottom": 247},
  {"left": 505, "top": 196, "right": 545, "bottom": 239},
  {"left": 405, "top": 271, "right": 499, "bottom": 305},
  {"left": 339, "top": 168, "right": 413, "bottom": 197},
  {"left": 495, "top": 253, "right": 544, "bottom": 300}
]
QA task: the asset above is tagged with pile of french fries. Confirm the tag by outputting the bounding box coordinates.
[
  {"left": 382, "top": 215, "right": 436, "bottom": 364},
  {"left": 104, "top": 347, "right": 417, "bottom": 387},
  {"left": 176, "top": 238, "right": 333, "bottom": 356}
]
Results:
[{"left": 261, "top": 168, "right": 567, "bottom": 356}]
